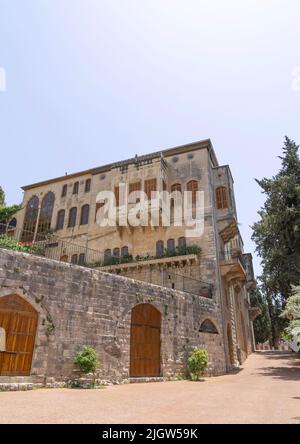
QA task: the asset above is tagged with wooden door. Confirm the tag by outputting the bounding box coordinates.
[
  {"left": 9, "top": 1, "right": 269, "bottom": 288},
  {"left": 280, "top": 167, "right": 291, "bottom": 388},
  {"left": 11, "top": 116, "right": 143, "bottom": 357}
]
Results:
[
  {"left": 0, "top": 295, "right": 38, "bottom": 376},
  {"left": 130, "top": 304, "right": 161, "bottom": 377}
]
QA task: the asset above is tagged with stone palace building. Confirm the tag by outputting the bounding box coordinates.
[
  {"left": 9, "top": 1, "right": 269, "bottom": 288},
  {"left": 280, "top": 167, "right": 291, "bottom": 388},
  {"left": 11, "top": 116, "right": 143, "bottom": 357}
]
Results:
[{"left": 0, "top": 139, "right": 256, "bottom": 385}]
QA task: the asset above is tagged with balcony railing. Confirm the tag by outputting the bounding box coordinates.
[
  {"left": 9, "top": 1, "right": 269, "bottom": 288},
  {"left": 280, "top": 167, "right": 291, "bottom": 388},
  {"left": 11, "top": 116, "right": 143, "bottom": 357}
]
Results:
[
  {"left": 219, "top": 249, "right": 247, "bottom": 280},
  {"left": 0, "top": 223, "right": 211, "bottom": 298}
]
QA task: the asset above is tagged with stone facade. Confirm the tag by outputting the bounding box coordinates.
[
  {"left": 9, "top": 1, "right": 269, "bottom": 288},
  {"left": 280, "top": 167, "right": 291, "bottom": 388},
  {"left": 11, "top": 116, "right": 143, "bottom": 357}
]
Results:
[
  {"left": 0, "top": 250, "right": 226, "bottom": 382},
  {"left": 1, "top": 139, "right": 256, "bottom": 381}
]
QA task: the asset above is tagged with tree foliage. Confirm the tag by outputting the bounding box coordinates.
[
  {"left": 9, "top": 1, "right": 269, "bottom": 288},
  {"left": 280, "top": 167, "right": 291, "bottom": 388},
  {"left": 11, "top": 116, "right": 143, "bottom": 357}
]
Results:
[
  {"left": 74, "top": 345, "right": 99, "bottom": 374},
  {"left": 0, "top": 186, "right": 21, "bottom": 224},
  {"left": 187, "top": 348, "right": 208, "bottom": 381},
  {"left": 252, "top": 137, "right": 300, "bottom": 346},
  {"left": 250, "top": 288, "right": 271, "bottom": 343},
  {"left": 0, "top": 186, "right": 5, "bottom": 206},
  {"left": 281, "top": 286, "right": 300, "bottom": 343}
]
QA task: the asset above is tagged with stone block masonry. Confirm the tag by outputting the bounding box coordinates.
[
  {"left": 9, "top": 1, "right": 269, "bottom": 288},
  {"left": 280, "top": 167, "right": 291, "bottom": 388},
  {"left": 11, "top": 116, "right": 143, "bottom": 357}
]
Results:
[{"left": 0, "top": 249, "right": 226, "bottom": 384}]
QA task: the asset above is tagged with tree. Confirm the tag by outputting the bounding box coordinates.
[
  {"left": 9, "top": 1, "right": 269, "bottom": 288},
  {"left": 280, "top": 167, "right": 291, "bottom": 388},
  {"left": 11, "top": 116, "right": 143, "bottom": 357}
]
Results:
[
  {"left": 281, "top": 286, "right": 300, "bottom": 345},
  {"left": 0, "top": 186, "right": 5, "bottom": 206},
  {"left": 250, "top": 287, "right": 271, "bottom": 344},
  {"left": 252, "top": 137, "right": 300, "bottom": 347},
  {"left": 0, "top": 186, "right": 21, "bottom": 225}
]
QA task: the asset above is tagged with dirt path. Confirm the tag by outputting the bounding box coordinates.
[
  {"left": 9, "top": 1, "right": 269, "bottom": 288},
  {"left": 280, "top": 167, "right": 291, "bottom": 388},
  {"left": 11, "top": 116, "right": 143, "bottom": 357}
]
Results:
[{"left": 1, "top": 351, "right": 300, "bottom": 424}]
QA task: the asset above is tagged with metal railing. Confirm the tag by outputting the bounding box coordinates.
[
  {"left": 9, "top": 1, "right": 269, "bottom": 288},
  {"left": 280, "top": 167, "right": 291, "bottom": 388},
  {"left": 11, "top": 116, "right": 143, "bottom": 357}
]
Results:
[
  {"left": 0, "top": 222, "right": 213, "bottom": 298},
  {"left": 0, "top": 223, "right": 103, "bottom": 265},
  {"left": 220, "top": 249, "right": 246, "bottom": 269}
]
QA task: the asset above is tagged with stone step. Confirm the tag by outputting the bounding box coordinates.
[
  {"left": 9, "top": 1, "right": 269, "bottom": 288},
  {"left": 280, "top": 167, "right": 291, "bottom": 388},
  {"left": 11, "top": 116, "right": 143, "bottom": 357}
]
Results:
[
  {"left": 0, "top": 375, "right": 44, "bottom": 384},
  {"left": 0, "top": 383, "right": 37, "bottom": 391},
  {"left": 129, "top": 377, "right": 164, "bottom": 384}
]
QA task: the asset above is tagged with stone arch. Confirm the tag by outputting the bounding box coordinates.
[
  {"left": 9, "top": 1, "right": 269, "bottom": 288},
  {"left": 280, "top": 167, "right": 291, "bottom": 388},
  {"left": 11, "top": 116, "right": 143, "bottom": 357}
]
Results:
[
  {"left": 130, "top": 303, "right": 161, "bottom": 377},
  {"left": 199, "top": 319, "right": 219, "bottom": 334},
  {"left": 0, "top": 293, "right": 38, "bottom": 376},
  {"left": 0, "top": 289, "right": 48, "bottom": 377}
]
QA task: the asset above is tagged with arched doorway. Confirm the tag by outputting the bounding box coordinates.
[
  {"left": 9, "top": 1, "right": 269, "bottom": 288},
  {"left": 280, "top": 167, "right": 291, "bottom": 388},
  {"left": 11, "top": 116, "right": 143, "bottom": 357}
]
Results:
[
  {"left": 227, "top": 323, "right": 235, "bottom": 366},
  {"left": 0, "top": 295, "right": 38, "bottom": 376},
  {"left": 130, "top": 304, "right": 161, "bottom": 377}
]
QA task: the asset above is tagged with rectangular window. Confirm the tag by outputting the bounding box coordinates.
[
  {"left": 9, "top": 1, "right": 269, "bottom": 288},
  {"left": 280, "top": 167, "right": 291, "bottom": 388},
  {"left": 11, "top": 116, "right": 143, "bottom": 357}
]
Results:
[
  {"left": 73, "top": 182, "right": 79, "bottom": 195},
  {"left": 114, "top": 186, "right": 120, "bottom": 207},
  {"left": 85, "top": 179, "right": 91, "bottom": 193},
  {"left": 95, "top": 202, "right": 105, "bottom": 222},
  {"left": 129, "top": 182, "right": 141, "bottom": 194},
  {"left": 144, "top": 179, "right": 157, "bottom": 199},
  {"left": 61, "top": 185, "right": 67, "bottom": 198}
]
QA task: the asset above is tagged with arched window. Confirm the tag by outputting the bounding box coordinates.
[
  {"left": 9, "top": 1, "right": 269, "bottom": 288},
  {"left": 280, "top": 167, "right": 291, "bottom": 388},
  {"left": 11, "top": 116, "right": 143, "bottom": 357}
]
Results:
[
  {"left": 7, "top": 218, "right": 17, "bottom": 237},
  {"left": 56, "top": 210, "right": 65, "bottom": 230},
  {"left": 85, "top": 179, "right": 91, "bottom": 193},
  {"left": 216, "top": 186, "right": 228, "bottom": 209},
  {"left": 80, "top": 204, "right": 89, "bottom": 225},
  {"left": 73, "top": 182, "right": 79, "bottom": 195},
  {"left": 167, "top": 239, "right": 175, "bottom": 254},
  {"left": 178, "top": 237, "right": 186, "bottom": 254},
  {"left": 68, "top": 207, "right": 77, "bottom": 228},
  {"left": 8, "top": 218, "right": 17, "bottom": 228},
  {"left": 71, "top": 254, "right": 78, "bottom": 264},
  {"left": 156, "top": 240, "right": 164, "bottom": 257},
  {"left": 38, "top": 192, "right": 55, "bottom": 235},
  {"left": 61, "top": 184, "right": 68, "bottom": 198},
  {"left": 121, "top": 246, "right": 129, "bottom": 257},
  {"left": 187, "top": 180, "right": 198, "bottom": 205},
  {"left": 78, "top": 253, "right": 85, "bottom": 266},
  {"left": 21, "top": 195, "right": 39, "bottom": 242},
  {"left": 113, "top": 248, "right": 120, "bottom": 259},
  {"left": 104, "top": 249, "right": 111, "bottom": 260},
  {"left": 199, "top": 319, "right": 219, "bottom": 334},
  {"left": 171, "top": 183, "right": 182, "bottom": 192}
]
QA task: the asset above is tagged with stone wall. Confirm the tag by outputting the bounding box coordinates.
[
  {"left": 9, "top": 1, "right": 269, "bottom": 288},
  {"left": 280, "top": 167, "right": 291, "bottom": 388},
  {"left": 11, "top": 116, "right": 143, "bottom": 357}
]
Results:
[{"left": 0, "top": 249, "right": 227, "bottom": 383}]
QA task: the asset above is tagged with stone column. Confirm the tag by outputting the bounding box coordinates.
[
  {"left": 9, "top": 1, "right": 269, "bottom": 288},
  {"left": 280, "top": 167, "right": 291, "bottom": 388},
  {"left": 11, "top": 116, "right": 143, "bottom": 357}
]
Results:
[{"left": 228, "top": 283, "right": 239, "bottom": 366}]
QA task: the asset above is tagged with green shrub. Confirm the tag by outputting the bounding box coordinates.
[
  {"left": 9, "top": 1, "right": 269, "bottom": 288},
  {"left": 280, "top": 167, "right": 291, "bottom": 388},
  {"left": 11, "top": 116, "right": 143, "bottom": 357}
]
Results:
[
  {"left": 187, "top": 348, "right": 208, "bottom": 381},
  {"left": 0, "top": 235, "right": 31, "bottom": 253},
  {"left": 185, "top": 245, "right": 202, "bottom": 255},
  {"left": 74, "top": 345, "right": 99, "bottom": 374}
]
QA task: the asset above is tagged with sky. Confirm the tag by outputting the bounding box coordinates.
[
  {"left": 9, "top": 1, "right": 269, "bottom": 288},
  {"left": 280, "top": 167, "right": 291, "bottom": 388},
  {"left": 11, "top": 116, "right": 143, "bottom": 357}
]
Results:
[{"left": 1, "top": 0, "right": 300, "bottom": 276}]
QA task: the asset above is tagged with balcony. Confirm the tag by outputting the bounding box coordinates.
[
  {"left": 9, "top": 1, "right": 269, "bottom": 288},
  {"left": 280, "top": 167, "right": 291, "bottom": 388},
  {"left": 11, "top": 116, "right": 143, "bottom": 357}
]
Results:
[
  {"left": 219, "top": 249, "right": 247, "bottom": 282},
  {"left": 242, "top": 253, "right": 256, "bottom": 290},
  {"left": 98, "top": 253, "right": 199, "bottom": 273}
]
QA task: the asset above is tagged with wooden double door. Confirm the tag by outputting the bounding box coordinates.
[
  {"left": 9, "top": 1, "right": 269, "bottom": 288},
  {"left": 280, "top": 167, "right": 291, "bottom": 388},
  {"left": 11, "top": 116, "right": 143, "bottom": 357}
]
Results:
[
  {"left": 130, "top": 304, "right": 161, "bottom": 377},
  {"left": 0, "top": 295, "right": 38, "bottom": 376}
]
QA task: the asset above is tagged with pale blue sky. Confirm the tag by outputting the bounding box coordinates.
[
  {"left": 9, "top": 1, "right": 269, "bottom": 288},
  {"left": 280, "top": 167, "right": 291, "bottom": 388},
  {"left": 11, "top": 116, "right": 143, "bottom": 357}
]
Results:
[{"left": 1, "top": 0, "right": 300, "bottom": 274}]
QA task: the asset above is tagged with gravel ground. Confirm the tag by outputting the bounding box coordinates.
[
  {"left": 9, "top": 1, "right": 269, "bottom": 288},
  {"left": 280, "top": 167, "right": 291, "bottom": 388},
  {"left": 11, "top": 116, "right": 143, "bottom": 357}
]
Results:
[{"left": 0, "top": 351, "right": 300, "bottom": 424}]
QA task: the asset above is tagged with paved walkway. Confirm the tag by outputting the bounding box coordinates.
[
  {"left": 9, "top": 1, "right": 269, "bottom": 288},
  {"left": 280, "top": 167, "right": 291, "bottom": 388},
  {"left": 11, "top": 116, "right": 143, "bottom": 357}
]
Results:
[{"left": 0, "top": 351, "right": 300, "bottom": 424}]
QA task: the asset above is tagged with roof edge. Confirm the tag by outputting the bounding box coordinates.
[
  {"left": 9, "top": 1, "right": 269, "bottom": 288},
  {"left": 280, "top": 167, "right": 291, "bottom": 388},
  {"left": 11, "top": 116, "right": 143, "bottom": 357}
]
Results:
[{"left": 22, "top": 138, "right": 217, "bottom": 191}]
